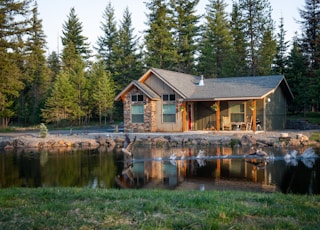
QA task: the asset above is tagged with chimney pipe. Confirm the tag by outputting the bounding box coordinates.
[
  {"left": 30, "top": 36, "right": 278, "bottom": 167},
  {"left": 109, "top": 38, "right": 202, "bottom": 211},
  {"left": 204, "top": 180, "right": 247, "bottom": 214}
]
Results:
[{"left": 198, "top": 75, "right": 204, "bottom": 86}]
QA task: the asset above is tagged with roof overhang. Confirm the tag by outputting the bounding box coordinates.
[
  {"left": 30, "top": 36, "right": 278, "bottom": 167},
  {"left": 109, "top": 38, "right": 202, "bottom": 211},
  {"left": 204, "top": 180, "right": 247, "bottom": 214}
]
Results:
[{"left": 114, "top": 80, "right": 160, "bottom": 101}]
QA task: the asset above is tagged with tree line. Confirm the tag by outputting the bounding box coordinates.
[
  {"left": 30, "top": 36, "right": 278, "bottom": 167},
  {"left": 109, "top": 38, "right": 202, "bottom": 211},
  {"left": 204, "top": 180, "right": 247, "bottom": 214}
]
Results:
[{"left": 0, "top": 0, "right": 319, "bottom": 128}]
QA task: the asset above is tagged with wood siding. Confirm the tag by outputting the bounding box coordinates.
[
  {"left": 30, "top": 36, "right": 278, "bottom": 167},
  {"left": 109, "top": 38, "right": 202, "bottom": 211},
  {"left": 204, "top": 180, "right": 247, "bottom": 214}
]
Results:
[{"left": 145, "top": 74, "right": 183, "bottom": 132}]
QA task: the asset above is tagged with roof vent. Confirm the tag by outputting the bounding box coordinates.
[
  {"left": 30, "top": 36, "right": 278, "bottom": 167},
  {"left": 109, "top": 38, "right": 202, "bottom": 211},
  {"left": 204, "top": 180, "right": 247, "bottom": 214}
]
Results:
[{"left": 198, "top": 75, "right": 204, "bottom": 86}]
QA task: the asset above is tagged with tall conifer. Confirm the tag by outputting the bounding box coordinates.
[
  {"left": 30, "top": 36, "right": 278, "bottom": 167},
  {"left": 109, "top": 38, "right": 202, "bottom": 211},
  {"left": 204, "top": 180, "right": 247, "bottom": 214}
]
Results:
[
  {"left": 144, "top": 0, "right": 176, "bottom": 69},
  {"left": 169, "top": 0, "right": 200, "bottom": 73},
  {"left": 0, "top": 0, "right": 31, "bottom": 128},
  {"left": 197, "top": 0, "right": 233, "bottom": 77},
  {"left": 96, "top": 2, "right": 118, "bottom": 74}
]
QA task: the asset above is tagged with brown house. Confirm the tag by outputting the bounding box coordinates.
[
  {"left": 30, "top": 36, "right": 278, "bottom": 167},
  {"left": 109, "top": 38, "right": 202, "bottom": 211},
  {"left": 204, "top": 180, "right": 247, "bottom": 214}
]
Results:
[{"left": 114, "top": 68, "right": 294, "bottom": 132}]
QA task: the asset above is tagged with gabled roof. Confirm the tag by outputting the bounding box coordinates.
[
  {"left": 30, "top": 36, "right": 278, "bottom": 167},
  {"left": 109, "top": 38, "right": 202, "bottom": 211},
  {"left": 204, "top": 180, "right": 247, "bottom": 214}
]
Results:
[
  {"left": 115, "top": 68, "right": 294, "bottom": 101},
  {"left": 114, "top": 80, "right": 160, "bottom": 101}
]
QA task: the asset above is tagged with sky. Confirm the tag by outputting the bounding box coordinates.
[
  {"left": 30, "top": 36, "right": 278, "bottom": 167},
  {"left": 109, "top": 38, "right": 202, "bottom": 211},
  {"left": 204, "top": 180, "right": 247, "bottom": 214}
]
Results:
[{"left": 37, "top": 0, "right": 304, "bottom": 55}]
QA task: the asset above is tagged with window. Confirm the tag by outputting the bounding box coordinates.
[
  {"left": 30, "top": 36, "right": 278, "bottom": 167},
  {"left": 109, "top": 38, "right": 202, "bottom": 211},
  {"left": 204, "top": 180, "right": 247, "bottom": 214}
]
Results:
[
  {"left": 131, "top": 104, "right": 144, "bottom": 123},
  {"left": 131, "top": 94, "right": 144, "bottom": 102},
  {"left": 163, "top": 104, "right": 176, "bottom": 122},
  {"left": 163, "top": 94, "right": 175, "bottom": 101},
  {"left": 230, "top": 103, "right": 245, "bottom": 122}
]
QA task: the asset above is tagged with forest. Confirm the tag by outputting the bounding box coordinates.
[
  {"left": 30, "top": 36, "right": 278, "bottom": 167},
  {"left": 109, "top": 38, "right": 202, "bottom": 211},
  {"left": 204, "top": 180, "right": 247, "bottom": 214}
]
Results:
[{"left": 0, "top": 0, "right": 319, "bottom": 129}]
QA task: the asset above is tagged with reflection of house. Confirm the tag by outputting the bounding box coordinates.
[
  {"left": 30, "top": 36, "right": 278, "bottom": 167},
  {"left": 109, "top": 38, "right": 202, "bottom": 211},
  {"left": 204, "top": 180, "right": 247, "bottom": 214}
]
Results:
[{"left": 115, "top": 68, "right": 294, "bottom": 132}]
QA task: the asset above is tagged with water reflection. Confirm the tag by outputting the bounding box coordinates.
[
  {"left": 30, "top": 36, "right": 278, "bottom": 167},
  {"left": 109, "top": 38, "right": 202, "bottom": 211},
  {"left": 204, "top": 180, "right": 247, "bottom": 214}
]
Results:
[{"left": 0, "top": 145, "right": 319, "bottom": 194}]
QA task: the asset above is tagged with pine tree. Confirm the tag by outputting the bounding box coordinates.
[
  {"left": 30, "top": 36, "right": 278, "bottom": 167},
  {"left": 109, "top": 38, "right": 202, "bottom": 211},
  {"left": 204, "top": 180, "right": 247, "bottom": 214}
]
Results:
[
  {"left": 61, "top": 7, "right": 92, "bottom": 64},
  {"left": 169, "top": 0, "right": 200, "bottom": 73},
  {"left": 47, "top": 51, "right": 61, "bottom": 82},
  {"left": 113, "top": 7, "right": 142, "bottom": 90},
  {"left": 298, "top": 0, "right": 320, "bottom": 111},
  {"left": 286, "top": 36, "right": 308, "bottom": 113},
  {"left": 273, "top": 16, "right": 289, "bottom": 74},
  {"left": 230, "top": 2, "right": 248, "bottom": 76},
  {"left": 144, "top": 0, "right": 176, "bottom": 69},
  {"left": 197, "top": 0, "right": 233, "bottom": 78},
  {"left": 237, "top": 0, "right": 274, "bottom": 76},
  {"left": 89, "top": 62, "right": 115, "bottom": 125},
  {"left": 257, "top": 28, "right": 277, "bottom": 75},
  {"left": 96, "top": 2, "right": 118, "bottom": 74},
  {"left": 0, "top": 0, "right": 32, "bottom": 128},
  {"left": 61, "top": 8, "right": 91, "bottom": 125},
  {"left": 41, "top": 72, "right": 78, "bottom": 126},
  {"left": 19, "top": 3, "right": 51, "bottom": 125}
]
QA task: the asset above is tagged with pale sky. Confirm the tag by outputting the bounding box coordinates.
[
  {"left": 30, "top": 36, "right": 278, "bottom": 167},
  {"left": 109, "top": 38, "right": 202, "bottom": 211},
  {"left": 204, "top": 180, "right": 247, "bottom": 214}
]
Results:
[{"left": 37, "top": 0, "right": 304, "bottom": 55}]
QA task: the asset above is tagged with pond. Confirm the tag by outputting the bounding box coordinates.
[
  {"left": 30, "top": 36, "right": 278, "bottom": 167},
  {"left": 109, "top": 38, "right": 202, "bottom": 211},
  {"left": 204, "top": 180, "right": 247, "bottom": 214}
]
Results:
[{"left": 0, "top": 145, "right": 319, "bottom": 194}]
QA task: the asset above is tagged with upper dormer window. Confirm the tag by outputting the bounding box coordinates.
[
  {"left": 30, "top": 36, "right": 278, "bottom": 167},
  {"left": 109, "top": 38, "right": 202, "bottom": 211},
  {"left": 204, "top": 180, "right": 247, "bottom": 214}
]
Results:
[
  {"left": 163, "top": 94, "right": 175, "bottom": 101},
  {"left": 131, "top": 94, "right": 144, "bottom": 102}
]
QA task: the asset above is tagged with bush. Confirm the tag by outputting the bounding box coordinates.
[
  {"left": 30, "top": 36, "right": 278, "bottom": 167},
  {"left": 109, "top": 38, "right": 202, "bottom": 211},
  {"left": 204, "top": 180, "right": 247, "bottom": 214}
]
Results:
[{"left": 39, "top": 123, "right": 48, "bottom": 138}]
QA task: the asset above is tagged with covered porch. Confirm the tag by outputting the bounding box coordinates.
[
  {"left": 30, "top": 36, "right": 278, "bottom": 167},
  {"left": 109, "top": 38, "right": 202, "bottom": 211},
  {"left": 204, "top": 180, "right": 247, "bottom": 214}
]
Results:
[{"left": 181, "top": 99, "right": 264, "bottom": 132}]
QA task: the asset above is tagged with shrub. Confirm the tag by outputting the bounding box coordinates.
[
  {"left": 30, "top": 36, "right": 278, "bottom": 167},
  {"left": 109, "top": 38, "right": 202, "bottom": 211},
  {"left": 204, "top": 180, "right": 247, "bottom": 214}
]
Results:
[{"left": 39, "top": 123, "right": 48, "bottom": 138}]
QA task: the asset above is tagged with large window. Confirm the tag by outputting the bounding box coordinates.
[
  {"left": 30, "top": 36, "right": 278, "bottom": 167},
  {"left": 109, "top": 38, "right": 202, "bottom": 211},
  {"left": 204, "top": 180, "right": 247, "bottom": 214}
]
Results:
[
  {"left": 131, "top": 104, "right": 144, "bottom": 123},
  {"left": 163, "top": 104, "right": 176, "bottom": 122},
  {"left": 230, "top": 103, "right": 245, "bottom": 122}
]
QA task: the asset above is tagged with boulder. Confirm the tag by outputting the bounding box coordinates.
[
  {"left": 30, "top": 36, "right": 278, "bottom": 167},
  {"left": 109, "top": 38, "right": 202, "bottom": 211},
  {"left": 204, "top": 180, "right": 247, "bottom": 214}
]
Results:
[{"left": 241, "top": 135, "right": 256, "bottom": 146}]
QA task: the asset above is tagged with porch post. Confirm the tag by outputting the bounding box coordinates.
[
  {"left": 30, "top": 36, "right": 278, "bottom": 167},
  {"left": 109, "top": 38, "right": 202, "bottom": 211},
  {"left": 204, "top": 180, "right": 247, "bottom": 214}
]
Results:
[
  {"left": 215, "top": 101, "right": 220, "bottom": 131},
  {"left": 182, "top": 102, "right": 187, "bottom": 131},
  {"left": 252, "top": 100, "right": 256, "bottom": 131}
]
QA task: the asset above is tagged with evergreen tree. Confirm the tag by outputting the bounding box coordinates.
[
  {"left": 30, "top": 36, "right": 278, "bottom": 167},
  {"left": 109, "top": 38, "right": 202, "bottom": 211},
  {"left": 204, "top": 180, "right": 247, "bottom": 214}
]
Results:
[
  {"left": 197, "top": 0, "right": 233, "bottom": 78},
  {"left": 273, "top": 16, "right": 289, "bottom": 74},
  {"left": 60, "top": 8, "right": 91, "bottom": 125},
  {"left": 286, "top": 36, "right": 308, "bottom": 113},
  {"left": 257, "top": 28, "right": 277, "bottom": 75},
  {"left": 0, "top": 0, "right": 32, "bottom": 128},
  {"left": 169, "top": 0, "right": 200, "bottom": 73},
  {"left": 89, "top": 62, "right": 115, "bottom": 125},
  {"left": 96, "top": 2, "right": 118, "bottom": 74},
  {"left": 237, "top": 0, "right": 274, "bottom": 76},
  {"left": 19, "top": 3, "right": 51, "bottom": 125},
  {"left": 144, "top": 0, "right": 176, "bottom": 69},
  {"left": 41, "top": 72, "right": 78, "bottom": 126},
  {"left": 47, "top": 51, "right": 61, "bottom": 82},
  {"left": 61, "top": 7, "right": 92, "bottom": 64},
  {"left": 230, "top": 2, "right": 248, "bottom": 76},
  {"left": 113, "top": 7, "right": 142, "bottom": 90},
  {"left": 299, "top": 0, "right": 320, "bottom": 70},
  {"left": 298, "top": 0, "right": 320, "bottom": 111}
]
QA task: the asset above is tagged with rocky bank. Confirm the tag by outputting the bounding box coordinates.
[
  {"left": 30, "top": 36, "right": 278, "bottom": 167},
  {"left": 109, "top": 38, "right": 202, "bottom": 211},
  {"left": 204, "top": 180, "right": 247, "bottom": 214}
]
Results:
[{"left": 0, "top": 129, "right": 319, "bottom": 153}]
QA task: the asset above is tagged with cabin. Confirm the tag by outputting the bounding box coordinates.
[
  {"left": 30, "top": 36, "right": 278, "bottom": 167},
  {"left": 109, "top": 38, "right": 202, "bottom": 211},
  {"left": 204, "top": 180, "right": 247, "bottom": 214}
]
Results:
[{"left": 114, "top": 68, "right": 294, "bottom": 133}]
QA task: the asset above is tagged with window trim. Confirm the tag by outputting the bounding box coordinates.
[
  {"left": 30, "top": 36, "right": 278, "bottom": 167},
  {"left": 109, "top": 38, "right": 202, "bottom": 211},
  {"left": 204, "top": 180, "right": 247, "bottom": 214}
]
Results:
[
  {"left": 229, "top": 102, "right": 245, "bottom": 122},
  {"left": 162, "top": 103, "right": 176, "bottom": 123},
  {"left": 162, "top": 94, "right": 176, "bottom": 102},
  {"left": 131, "top": 94, "right": 144, "bottom": 102},
  {"left": 131, "top": 104, "right": 144, "bottom": 123}
]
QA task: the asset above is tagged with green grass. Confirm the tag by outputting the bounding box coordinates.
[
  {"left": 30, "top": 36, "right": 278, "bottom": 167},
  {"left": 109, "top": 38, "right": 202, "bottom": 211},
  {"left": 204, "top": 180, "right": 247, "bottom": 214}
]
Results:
[
  {"left": 0, "top": 188, "right": 319, "bottom": 229},
  {"left": 288, "top": 112, "right": 320, "bottom": 125}
]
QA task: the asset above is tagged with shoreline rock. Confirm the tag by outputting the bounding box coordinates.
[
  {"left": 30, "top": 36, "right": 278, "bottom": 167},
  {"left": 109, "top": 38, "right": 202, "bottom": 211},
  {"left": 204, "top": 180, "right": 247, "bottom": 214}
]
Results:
[{"left": 0, "top": 130, "right": 319, "bottom": 153}]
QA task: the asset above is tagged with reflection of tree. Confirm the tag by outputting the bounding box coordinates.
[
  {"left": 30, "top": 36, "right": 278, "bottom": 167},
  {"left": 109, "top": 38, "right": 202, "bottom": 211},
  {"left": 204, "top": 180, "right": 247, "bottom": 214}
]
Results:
[
  {"left": 41, "top": 150, "right": 116, "bottom": 188},
  {"left": 0, "top": 152, "right": 23, "bottom": 187},
  {"left": 280, "top": 162, "right": 316, "bottom": 194}
]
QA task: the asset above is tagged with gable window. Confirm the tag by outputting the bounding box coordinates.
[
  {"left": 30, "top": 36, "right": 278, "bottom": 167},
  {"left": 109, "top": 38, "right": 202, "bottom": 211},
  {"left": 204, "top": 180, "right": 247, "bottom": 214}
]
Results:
[
  {"left": 163, "top": 94, "right": 175, "bottom": 101},
  {"left": 230, "top": 103, "right": 245, "bottom": 122},
  {"left": 131, "top": 94, "right": 144, "bottom": 102},
  {"left": 163, "top": 104, "right": 176, "bottom": 122},
  {"left": 131, "top": 104, "right": 144, "bottom": 123}
]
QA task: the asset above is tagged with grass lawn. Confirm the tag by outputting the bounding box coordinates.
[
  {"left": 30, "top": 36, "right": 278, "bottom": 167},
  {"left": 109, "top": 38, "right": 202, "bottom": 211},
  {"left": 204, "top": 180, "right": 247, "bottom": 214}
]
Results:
[{"left": 0, "top": 188, "right": 319, "bottom": 229}]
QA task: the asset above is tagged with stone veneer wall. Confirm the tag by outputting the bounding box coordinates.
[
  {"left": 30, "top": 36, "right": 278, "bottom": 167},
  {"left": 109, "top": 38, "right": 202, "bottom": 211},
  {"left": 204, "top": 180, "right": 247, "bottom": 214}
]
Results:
[{"left": 123, "top": 87, "right": 156, "bottom": 132}]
